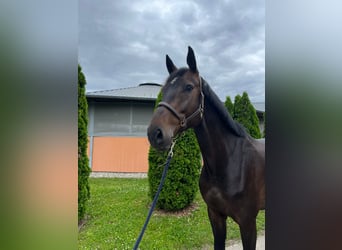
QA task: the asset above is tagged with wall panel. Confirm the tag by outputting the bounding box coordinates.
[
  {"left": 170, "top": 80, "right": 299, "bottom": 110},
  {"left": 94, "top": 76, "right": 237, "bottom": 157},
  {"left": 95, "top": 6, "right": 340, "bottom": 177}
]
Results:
[{"left": 91, "top": 137, "right": 150, "bottom": 172}]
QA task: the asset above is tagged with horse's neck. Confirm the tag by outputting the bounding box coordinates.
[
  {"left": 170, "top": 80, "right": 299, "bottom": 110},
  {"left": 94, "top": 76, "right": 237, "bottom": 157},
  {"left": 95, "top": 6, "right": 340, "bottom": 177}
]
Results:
[{"left": 194, "top": 102, "right": 239, "bottom": 175}]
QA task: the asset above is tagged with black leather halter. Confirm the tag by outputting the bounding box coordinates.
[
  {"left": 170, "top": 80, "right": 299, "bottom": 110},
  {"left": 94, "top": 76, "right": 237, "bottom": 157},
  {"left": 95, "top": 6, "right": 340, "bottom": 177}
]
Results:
[{"left": 157, "top": 77, "right": 205, "bottom": 128}]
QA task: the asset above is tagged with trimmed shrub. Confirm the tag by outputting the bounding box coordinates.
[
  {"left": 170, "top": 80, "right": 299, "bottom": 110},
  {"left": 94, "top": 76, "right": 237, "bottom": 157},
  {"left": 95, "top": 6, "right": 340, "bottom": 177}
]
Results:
[
  {"left": 224, "top": 96, "right": 234, "bottom": 116},
  {"left": 78, "top": 64, "right": 91, "bottom": 221},
  {"left": 148, "top": 92, "right": 202, "bottom": 211},
  {"left": 234, "top": 92, "right": 261, "bottom": 139}
]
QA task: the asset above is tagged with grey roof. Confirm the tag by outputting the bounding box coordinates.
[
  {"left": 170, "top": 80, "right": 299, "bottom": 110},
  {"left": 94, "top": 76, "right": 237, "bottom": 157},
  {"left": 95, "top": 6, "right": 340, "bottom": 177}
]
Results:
[
  {"left": 86, "top": 83, "right": 162, "bottom": 101},
  {"left": 87, "top": 83, "right": 265, "bottom": 112}
]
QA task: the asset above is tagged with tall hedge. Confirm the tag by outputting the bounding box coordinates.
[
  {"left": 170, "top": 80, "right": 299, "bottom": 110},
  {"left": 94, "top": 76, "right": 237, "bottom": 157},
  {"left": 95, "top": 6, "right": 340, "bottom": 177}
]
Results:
[
  {"left": 234, "top": 92, "right": 261, "bottom": 139},
  {"left": 224, "top": 96, "right": 234, "bottom": 116},
  {"left": 148, "top": 92, "right": 202, "bottom": 211},
  {"left": 78, "top": 64, "right": 91, "bottom": 221}
]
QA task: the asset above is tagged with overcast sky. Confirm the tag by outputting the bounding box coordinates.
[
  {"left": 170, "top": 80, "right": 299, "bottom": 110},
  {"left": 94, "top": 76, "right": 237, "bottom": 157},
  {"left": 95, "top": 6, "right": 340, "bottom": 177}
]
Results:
[{"left": 79, "top": 0, "right": 264, "bottom": 102}]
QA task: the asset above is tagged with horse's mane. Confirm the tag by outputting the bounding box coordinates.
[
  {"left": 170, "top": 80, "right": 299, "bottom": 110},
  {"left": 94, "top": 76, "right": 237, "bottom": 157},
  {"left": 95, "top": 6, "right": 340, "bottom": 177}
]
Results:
[{"left": 202, "top": 79, "right": 247, "bottom": 138}]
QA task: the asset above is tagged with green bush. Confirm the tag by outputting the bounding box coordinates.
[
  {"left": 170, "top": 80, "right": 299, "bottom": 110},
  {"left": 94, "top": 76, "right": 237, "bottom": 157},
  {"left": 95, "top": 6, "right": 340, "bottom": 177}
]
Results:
[
  {"left": 78, "top": 64, "right": 91, "bottom": 221},
  {"left": 224, "top": 96, "right": 234, "bottom": 115},
  {"left": 148, "top": 92, "right": 202, "bottom": 211},
  {"left": 234, "top": 92, "right": 262, "bottom": 139}
]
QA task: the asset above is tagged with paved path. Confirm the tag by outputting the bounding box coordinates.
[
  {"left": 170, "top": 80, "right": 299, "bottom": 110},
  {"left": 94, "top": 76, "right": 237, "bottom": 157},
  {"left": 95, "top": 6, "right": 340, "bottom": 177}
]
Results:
[{"left": 226, "top": 234, "right": 265, "bottom": 250}]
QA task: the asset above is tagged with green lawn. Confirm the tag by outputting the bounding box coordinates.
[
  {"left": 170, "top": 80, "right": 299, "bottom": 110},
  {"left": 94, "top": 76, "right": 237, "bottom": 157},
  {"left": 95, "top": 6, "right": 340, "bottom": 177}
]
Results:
[{"left": 78, "top": 178, "right": 265, "bottom": 250}]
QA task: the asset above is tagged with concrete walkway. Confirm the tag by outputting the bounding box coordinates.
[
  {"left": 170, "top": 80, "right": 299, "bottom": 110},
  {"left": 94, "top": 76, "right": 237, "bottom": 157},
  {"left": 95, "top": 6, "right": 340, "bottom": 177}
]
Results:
[{"left": 226, "top": 234, "right": 265, "bottom": 250}]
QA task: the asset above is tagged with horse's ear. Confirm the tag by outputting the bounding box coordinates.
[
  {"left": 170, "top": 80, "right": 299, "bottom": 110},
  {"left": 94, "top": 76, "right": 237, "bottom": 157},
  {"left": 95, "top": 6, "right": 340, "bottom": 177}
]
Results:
[
  {"left": 166, "top": 55, "right": 177, "bottom": 74},
  {"left": 187, "top": 46, "right": 198, "bottom": 73}
]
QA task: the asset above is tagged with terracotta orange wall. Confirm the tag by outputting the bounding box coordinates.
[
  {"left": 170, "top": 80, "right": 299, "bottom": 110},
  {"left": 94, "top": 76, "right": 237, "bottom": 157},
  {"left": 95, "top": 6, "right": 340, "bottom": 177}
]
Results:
[{"left": 90, "top": 137, "right": 150, "bottom": 172}]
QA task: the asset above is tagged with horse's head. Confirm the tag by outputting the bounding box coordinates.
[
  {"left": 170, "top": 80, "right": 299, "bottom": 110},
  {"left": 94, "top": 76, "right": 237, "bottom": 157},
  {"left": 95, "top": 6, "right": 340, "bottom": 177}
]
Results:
[{"left": 147, "top": 46, "right": 204, "bottom": 151}]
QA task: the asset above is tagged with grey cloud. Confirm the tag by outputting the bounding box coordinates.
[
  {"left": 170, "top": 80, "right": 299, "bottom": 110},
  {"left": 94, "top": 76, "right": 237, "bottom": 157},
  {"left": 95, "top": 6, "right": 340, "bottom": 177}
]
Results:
[{"left": 79, "top": 0, "right": 264, "bottom": 101}]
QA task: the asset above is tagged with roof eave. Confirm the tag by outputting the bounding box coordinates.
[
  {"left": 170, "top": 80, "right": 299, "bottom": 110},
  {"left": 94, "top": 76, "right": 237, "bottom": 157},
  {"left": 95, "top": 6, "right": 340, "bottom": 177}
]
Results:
[{"left": 86, "top": 95, "right": 157, "bottom": 101}]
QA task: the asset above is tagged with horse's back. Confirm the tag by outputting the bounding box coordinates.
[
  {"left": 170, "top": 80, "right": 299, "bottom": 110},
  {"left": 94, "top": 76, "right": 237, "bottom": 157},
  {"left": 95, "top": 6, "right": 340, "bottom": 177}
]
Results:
[
  {"left": 250, "top": 137, "right": 265, "bottom": 210},
  {"left": 253, "top": 138, "right": 265, "bottom": 155},
  {"left": 255, "top": 138, "right": 265, "bottom": 144}
]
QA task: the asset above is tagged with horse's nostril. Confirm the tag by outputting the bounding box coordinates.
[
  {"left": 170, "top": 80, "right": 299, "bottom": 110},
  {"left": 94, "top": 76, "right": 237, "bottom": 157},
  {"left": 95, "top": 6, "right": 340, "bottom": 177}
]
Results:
[
  {"left": 148, "top": 125, "right": 170, "bottom": 150},
  {"left": 155, "top": 128, "right": 163, "bottom": 143}
]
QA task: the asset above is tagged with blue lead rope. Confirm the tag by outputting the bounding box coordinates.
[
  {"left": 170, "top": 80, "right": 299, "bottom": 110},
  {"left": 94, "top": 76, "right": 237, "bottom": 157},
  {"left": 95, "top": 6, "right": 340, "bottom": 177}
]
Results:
[{"left": 132, "top": 140, "right": 176, "bottom": 250}]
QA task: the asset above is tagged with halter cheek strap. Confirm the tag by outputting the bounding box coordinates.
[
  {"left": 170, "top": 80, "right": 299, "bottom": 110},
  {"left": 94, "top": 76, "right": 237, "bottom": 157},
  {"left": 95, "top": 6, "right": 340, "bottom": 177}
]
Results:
[{"left": 157, "top": 77, "right": 204, "bottom": 128}]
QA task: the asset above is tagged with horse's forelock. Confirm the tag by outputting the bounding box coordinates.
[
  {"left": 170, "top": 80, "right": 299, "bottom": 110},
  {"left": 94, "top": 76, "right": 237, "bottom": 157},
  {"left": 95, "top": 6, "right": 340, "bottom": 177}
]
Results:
[{"left": 166, "top": 68, "right": 188, "bottom": 84}]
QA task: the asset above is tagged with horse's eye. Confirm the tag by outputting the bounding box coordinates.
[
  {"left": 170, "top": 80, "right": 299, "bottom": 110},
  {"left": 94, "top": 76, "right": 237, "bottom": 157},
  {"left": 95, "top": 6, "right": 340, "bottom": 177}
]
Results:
[{"left": 185, "top": 84, "right": 194, "bottom": 92}]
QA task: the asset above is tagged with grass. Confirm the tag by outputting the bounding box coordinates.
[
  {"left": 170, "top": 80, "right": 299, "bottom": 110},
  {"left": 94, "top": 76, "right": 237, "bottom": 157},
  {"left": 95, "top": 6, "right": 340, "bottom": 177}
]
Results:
[{"left": 78, "top": 178, "right": 265, "bottom": 250}]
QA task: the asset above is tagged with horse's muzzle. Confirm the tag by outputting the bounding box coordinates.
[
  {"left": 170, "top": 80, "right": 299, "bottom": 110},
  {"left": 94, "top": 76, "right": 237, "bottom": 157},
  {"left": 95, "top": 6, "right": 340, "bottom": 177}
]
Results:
[{"left": 147, "top": 125, "right": 172, "bottom": 151}]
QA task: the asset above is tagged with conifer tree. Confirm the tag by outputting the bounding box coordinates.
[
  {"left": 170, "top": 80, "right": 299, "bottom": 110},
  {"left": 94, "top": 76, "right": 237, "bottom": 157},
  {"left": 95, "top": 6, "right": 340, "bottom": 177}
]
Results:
[
  {"left": 224, "top": 96, "right": 234, "bottom": 116},
  {"left": 78, "top": 64, "right": 91, "bottom": 221},
  {"left": 234, "top": 92, "right": 261, "bottom": 139},
  {"left": 233, "top": 94, "right": 241, "bottom": 120}
]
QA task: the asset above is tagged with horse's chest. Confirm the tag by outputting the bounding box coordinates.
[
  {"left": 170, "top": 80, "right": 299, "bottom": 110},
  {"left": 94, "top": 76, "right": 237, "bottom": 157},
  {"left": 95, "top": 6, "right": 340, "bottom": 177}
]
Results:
[{"left": 199, "top": 180, "right": 233, "bottom": 215}]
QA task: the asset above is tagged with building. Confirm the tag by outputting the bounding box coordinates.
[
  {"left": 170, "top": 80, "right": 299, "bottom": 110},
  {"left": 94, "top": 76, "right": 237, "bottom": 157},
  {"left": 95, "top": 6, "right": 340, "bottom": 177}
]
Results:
[{"left": 86, "top": 83, "right": 265, "bottom": 174}]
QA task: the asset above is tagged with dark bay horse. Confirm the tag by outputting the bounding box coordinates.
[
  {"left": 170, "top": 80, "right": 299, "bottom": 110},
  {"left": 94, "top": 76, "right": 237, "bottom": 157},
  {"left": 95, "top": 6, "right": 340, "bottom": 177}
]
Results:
[{"left": 147, "top": 47, "right": 265, "bottom": 250}]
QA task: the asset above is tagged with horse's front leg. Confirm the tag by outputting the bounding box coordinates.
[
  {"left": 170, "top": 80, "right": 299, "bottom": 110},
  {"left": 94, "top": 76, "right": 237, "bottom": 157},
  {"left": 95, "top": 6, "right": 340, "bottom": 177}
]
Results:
[
  {"left": 207, "top": 207, "right": 227, "bottom": 250},
  {"left": 239, "top": 217, "right": 257, "bottom": 250}
]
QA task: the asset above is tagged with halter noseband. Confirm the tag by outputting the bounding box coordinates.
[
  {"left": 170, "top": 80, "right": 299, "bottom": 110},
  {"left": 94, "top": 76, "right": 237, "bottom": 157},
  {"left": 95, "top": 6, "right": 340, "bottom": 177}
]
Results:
[{"left": 157, "top": 77, "right": 205, "bottom": 128}]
